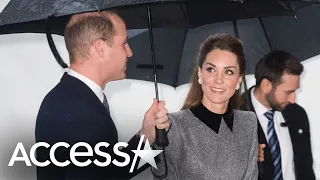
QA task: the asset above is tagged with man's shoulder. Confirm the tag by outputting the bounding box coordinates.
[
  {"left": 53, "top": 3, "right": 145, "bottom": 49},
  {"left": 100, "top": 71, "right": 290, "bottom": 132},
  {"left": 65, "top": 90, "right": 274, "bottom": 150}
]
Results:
[
  {"left": 282, "top": 103, "right": 310, "bottom": 126},
  {"left": 37, "top": 74, "right": 93, "bottom": 118},
  {"left": 41, "top": 73, "right": 90, "bottom": 105},
  {"left": 40, "top": 80, "right": 74, "bottom": 106},
  {"left": 282, "top": 103, "right": 307, "bottom": 116}
]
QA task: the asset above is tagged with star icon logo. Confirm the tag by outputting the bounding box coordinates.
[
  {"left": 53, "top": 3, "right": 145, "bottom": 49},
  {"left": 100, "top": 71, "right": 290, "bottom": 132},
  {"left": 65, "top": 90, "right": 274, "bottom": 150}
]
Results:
[{"left": 129, "top": 135, "right": 163, "bottom": 172}]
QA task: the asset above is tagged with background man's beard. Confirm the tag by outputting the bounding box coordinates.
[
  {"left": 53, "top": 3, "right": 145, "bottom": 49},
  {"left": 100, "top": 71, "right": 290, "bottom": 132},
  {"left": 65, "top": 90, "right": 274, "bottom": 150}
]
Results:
[{"left": 266, "top": 89, "right": 284, "bottom": 111}]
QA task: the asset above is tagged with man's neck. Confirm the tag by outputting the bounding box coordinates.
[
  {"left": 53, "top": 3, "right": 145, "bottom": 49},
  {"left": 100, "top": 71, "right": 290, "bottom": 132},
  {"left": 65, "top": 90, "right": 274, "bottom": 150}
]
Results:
[
  {"left": 70, "top": 64, "right": 106, "bottom": 89},
  {"left": 253, "top": 87, "right": 271, "bottom": 109}
]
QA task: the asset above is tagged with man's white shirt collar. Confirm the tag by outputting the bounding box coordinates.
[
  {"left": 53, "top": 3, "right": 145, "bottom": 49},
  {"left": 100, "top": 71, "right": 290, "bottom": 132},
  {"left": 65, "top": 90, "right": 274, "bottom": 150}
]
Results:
[
  {"left": 251, "top": 87, "right": 270, "bottom": 116},
  {"left": 67, "top": 69, "right": 104, "bottom": 103}
]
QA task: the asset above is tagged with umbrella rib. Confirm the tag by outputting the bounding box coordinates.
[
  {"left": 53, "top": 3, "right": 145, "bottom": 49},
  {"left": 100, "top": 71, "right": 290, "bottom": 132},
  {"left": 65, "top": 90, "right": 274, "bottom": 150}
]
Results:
[
  {"left": 240, "top": 1, "right": 258, "bottom": 16},
  {"left": 277, "top": 0, "right": 296, "bottom": 16},
  {"left": 174, "top": 28, "right": 188, "bottom": 87},
  {"left": 233, "top": 20, "right": 240, "bottom": 38},
  {"left": 52, "top": 0, "right": 75, "bottom": 16},
  {"left": 259, "top": 17, "right": 272, "bottom": 51},
  {"left": 232, "top": 20, "right": 249, "bottom": 90},
  {"left": 180, "top": 2, "right": 192, "bottom": 27}
]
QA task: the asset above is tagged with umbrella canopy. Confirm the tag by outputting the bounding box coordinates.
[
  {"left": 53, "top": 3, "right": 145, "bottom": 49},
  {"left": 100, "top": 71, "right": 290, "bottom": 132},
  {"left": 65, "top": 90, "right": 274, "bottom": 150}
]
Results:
[
  {"left": 0, "top": 0, "right": 318, "bottom": 35},
  {"left": 1, "top": 0, "right": 317, "bottom": 92},
  {"left": 126, "top": 4, "right": 320, "bottom": 87},
  {"left": 1, "top": 0, "right": 319, "bottom": 89}
]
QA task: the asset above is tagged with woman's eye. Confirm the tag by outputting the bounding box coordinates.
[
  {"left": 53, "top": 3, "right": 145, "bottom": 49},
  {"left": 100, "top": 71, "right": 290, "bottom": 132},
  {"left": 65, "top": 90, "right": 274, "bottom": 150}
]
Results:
[
  {"left": 206, "top": 67, "right": 214, "bottom": 72},
  {"left": 226, "top": 70, "right": 234, "bottom": 75}
]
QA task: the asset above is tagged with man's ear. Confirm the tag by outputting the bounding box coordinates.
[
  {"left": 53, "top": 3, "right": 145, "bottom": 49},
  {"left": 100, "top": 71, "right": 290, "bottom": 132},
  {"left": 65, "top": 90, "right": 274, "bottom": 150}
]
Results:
[
  {"left": 260, "top": 78, "right": 272, "bottom": 93},
  {"left": 92, "top": 39, "right": 105, "bottom": 58}
]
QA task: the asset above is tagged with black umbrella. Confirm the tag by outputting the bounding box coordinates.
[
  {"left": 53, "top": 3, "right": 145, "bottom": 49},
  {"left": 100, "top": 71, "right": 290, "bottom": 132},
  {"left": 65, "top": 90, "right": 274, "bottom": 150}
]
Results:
[
  {"left": 126, "top": 3, "right": 320, "bottom": 88},
  {"left": 0, "top": 0, "right": 318, "bottom": 35},
  {"left": 0, "top": 0, "right": 318, "bottom": 94},
  {"left": 0, "top": 0, "right": 318, "bottom": 96}
]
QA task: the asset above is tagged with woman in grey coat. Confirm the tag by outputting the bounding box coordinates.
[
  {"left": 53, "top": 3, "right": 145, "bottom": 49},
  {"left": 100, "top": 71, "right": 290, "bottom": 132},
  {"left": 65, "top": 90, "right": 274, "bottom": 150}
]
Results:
[{"left": 153, "top": 34, "right": 258, "bottom": 180}]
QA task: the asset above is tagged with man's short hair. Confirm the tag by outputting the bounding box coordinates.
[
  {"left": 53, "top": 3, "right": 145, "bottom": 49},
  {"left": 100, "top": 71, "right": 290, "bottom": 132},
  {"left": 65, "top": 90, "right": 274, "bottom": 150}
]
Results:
[
  {"left": 255, "top": 50, "right": 303, "bottom": 87},
  {"left": 64, "top": 11, "right": 116, "bottom": 63}
]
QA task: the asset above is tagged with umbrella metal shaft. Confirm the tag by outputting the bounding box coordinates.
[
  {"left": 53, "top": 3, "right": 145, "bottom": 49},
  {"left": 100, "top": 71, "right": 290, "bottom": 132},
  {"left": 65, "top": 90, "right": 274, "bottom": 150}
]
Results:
[{"left": 147, "top": 4, "right": 159, "bottom": 101}]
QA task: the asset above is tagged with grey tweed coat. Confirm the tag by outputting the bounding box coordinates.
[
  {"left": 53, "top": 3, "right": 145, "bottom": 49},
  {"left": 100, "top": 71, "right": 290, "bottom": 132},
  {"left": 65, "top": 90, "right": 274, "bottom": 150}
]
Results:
[{"left": 153, "top": 109, "right": 258, "bottom": 180}]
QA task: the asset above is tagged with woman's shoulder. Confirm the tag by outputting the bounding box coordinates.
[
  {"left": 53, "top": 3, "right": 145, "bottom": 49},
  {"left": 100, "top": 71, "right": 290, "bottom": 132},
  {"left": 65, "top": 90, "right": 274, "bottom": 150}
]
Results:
[
  {"left": 233, "top": 109, "right": 257, "bottom": 126},
  {"left": 168, "top": 109, "right": 198, "bottom": 127},
  {"left": 169, "top": 109, "right": 193, "bottom": 118},
  {"left": 233, "top": 109, "right": 256, "bottom": 118}
]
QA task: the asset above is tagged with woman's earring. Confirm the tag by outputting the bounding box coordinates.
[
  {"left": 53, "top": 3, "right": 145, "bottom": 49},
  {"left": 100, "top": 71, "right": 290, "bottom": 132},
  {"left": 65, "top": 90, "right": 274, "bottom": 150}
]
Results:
[
  {"left": 198, "top": 78, "right": 202, "bottom": 84},
  {"left": 235, "top": 84, "right": 240, "bottom": 90}
]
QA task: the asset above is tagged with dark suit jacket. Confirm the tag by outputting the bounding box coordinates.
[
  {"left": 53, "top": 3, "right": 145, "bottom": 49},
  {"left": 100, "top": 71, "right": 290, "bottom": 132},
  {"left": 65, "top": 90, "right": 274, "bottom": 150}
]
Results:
[
  {"left": 240, "top": 86, "right": 315, "bottom": 180},
  {"left": 35, "top": 73, "right": 146, "bottom": 180}
]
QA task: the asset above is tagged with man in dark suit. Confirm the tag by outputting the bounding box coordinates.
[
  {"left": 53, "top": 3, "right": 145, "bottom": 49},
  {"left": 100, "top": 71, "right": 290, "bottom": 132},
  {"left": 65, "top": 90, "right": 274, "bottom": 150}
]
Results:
[
  {"left": 35, "top": 11, "right": 170, "bottom": 180},
  {"left": 241, "top": 50, "right": 315, "bottom": 180}
]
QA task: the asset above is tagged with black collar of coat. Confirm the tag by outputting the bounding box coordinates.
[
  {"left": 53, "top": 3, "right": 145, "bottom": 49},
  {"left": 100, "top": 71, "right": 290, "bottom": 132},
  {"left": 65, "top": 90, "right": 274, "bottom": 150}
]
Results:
[{"left": 190, "top": 102, "right": 234, "bottom": 133}]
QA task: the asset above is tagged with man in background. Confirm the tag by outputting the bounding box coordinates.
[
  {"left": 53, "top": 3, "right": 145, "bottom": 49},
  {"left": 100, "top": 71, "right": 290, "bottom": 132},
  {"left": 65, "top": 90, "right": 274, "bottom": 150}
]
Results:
[{"left": 241, "top": 50, "right": 315, "bottom": 180}]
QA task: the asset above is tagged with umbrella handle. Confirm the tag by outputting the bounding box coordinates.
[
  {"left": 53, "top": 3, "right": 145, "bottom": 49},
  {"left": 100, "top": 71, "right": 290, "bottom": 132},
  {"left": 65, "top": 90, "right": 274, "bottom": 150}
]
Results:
[{"left": 45, "top": 16, "right": 69, "bottom": 69}]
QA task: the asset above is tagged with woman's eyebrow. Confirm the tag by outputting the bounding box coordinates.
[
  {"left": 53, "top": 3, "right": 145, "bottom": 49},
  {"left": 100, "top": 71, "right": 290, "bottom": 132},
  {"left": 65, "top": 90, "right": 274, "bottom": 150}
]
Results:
[{"left": 205, "top": 63, "right": 236, "bottom": 69}]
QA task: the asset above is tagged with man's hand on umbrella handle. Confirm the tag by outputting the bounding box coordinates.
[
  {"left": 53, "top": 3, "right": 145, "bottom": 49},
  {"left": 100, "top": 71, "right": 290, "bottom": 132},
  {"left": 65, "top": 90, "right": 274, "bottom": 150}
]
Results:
[{"left": 140, "top": 99, "right": 170, "bottom": 143}]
